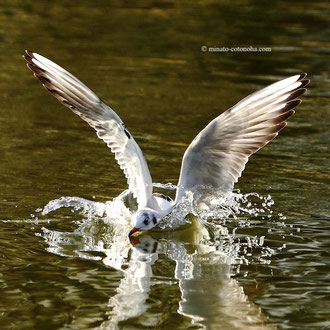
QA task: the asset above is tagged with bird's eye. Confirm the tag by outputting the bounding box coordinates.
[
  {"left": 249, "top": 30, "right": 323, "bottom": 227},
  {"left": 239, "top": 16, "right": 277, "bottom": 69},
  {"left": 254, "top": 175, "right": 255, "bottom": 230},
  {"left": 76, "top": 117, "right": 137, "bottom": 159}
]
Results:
[
  {"left": 143, "top": 219, "right": 149, "bottom": 226},
  {"left": 152, "top": 215, "right": 157, "bottom": 225}
]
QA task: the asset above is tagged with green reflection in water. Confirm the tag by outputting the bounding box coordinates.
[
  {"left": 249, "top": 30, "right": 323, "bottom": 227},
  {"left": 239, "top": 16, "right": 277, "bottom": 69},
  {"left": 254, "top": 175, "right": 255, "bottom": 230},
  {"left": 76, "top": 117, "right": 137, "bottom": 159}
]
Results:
[{"left": 0, "top": 0, "right": 329, "bottom": 329}]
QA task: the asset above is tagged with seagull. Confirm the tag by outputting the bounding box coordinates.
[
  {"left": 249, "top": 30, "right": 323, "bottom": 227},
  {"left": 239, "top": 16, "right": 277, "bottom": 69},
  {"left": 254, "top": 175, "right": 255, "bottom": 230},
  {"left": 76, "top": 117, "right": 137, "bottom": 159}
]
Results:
[{"left": 23, "top": 50, "right": 309, "bottom": 236}]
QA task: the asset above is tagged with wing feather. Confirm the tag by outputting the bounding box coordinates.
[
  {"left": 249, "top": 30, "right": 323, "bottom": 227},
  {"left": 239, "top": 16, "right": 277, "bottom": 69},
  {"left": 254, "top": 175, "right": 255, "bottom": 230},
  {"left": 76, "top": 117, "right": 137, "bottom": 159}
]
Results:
[
  {"left": 176, "top": 74, "right": 309, "bottom": 202},
  {"left": 24, "top": 50, "right": 153, "bottom": 208}
]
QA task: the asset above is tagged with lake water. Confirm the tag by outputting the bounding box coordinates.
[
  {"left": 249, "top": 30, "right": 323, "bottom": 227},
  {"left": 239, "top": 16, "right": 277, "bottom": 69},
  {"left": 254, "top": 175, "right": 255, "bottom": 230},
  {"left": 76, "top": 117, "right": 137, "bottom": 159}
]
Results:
[{"left": 1, "top": 1, "right": 329, "bottom": 329}]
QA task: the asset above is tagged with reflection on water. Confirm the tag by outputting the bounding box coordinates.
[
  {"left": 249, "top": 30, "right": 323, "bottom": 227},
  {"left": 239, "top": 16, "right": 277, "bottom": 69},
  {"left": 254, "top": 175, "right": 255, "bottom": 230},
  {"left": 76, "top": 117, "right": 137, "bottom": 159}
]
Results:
[
  {"left": 0, "top": 0, "right": 329, "bottom": 328},
  {"left": 34, "top": 187, "right": 285, "bottom": 329}
]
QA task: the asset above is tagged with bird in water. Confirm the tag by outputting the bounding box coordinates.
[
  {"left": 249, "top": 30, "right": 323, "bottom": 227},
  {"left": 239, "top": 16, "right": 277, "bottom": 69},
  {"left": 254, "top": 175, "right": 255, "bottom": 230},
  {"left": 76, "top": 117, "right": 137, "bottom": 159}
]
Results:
[{"left": 23, "top": 50, "right": 309, "bottom": 236}]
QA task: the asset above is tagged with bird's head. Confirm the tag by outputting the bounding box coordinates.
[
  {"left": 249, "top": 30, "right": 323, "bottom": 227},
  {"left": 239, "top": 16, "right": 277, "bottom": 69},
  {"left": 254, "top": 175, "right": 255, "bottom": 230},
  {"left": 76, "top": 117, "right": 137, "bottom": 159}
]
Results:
[{"left": 129, "top": 209, "right": 159, "bottom": 236}]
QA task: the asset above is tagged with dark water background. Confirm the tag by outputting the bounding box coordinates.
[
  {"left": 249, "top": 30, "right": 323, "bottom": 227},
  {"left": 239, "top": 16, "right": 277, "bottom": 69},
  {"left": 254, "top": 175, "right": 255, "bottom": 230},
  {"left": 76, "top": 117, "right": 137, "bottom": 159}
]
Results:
[{"left": 1, "top": 1, "right": 329, "bottom": 329}]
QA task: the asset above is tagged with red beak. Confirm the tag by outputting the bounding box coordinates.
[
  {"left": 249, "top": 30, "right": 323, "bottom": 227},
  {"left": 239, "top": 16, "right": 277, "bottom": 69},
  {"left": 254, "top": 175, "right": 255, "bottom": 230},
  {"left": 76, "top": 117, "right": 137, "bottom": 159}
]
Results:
[
  {"left": 129, "top": 227, "right": 139, "bottom": 236},
  {"left": 129, "top": 235, "right": 140, "bottom": 247}
]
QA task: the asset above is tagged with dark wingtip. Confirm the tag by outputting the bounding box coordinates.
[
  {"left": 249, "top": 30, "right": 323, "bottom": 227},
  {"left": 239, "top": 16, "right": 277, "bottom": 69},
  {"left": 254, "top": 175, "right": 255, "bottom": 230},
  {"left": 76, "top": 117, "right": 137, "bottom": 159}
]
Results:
[
  {"left": 23, "top": 54, "right": 33, "bottom": 63},
  {"left": 300, "top": 79, "right": 310, "bottom": 88},
  {"left": 285, "top": 99, "right": 301, "bottom": 111},
  {"left": 26, "top": 62, "right": 35, "bottom": 71},
  {"left": 23, "top": 50, "right": 37, "bottom": 64},
  {"left": 38, "top": 76, "right": 51, "bottom": 84},
  {"left": 269, "top": 121, "right": 287, "bottom": 135},
  {"left": 276, "top": 109, "right": 295, "bottom": 124},
  {"left": 25, "top": 50, "right": 34, "bottom": 57},
  {"left": 287, "top": 88, "right": 307, "bottom": 102}
]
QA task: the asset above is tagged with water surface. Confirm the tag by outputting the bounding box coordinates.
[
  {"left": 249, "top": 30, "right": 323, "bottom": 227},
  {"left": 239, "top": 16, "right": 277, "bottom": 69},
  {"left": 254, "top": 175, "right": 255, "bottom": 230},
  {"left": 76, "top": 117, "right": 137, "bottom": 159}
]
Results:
[{"left": 0, "top": 1, "right": 330, "bottom": 329}]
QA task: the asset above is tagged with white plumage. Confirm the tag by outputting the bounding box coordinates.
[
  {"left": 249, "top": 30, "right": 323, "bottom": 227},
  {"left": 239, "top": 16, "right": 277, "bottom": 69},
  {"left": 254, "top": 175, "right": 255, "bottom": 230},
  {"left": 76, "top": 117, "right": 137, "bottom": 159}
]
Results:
[{"left": 24, "top": 50, "right": 309, "bottom": 235}]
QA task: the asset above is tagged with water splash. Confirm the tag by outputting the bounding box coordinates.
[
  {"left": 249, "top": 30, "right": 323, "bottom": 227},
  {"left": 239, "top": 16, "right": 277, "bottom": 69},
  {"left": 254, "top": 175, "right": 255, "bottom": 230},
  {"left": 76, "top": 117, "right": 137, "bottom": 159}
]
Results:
[
  {"left": 34, "top": 183, "right": 289, "bottom": 271},
  {"left": 42, "top": 196, "right": 107, "bottom": 218},
  {"left": 30, "top": 185, "right": 292, "bottom": 327},
  {"left": 41, "top": 189, "right": 133, "bottom": 223}
]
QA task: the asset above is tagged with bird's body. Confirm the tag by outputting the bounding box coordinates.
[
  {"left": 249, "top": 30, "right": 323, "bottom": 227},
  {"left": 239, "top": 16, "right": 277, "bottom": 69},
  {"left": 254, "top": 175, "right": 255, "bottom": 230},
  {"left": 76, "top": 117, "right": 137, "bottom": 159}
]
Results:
[{"left": 23, "top": 50, "right": 309, "bottom": 235}]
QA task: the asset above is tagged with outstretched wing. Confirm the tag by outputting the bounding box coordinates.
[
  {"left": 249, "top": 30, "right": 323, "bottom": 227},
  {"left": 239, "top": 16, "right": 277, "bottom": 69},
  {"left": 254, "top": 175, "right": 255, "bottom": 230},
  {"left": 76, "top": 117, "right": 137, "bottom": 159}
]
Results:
[
  {"left": 24, "top": 50, "right": 153, "bottom": 208},
  {"left": 176, "top": 73, "right": 309, "bottom": 202}
]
